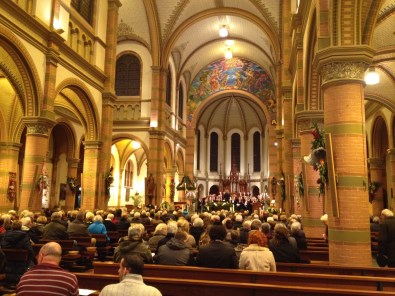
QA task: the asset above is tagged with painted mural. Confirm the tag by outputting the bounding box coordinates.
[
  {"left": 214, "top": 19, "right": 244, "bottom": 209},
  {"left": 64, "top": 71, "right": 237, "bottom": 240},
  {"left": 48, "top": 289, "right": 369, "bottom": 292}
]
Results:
[{"left": 187, "top": 57, "right": 275, "bottom": 125}]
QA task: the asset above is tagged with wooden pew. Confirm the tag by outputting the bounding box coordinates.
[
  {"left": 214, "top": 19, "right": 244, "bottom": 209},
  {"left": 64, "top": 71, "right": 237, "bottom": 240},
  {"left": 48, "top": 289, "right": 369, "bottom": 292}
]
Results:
[
  {"left": 39, "top": 239, "right": 75, "bottom": 254},
  {"left": 92, "top": 262, "right": 395, "bottom": 292},
  {"left": 75, "top": 273, "right": 395, "bottom": 296},
  {"left": 300, "top": 249, "right": 329, "bottom": 261},
  {"left": 277, "top": 262, "right": 395, "bottom": 277}
]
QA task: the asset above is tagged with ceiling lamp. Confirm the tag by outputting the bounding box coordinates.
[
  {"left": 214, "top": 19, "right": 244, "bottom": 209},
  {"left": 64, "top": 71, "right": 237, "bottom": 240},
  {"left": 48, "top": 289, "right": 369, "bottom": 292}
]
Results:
[
  {"left": 225, "top": 47, "right": 233, "bottom": 59},
  {"left": 219, "top": 25, "right": 228, "bottom": 37},
  {"left": 132, "top": 141, "right": 141, "bottom": 149},
  {"left": 364, "top": 67, "right": 380, "bottom": 85}
]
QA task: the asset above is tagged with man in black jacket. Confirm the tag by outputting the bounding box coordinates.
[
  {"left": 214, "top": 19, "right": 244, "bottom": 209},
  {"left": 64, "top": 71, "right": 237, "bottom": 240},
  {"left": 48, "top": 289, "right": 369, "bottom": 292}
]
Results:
[
  {"left": 196, "top": 224, "right": 238, "bottom": 268},
  {"left": 379, "top": 209, "right": 395, "bottom": 267}
]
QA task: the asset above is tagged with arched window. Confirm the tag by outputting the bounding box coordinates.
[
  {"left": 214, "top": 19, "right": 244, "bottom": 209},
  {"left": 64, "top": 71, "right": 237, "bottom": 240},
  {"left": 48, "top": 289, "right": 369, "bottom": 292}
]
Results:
[
  {"left": 197, "top": 129, "right": 201, "bottom": 170},
  {"left": 124, "top": 160, "right": 133, "bottom": 188},
  {"left": 166, "top": 68, "right": 172, "bottom": 106},
  {"left": 71, "top": 0, "right": 93, "bottom": 24},
  {"left": 115, "top": 54, "right": 141, "bottom": 96},
  {"left": 253, "top": 131, "right": 261, "bottom": 172},
  {"left": 231, "top": 133, "right": 240, "bottom": 171},
  {"left": 210, "top": 132, "right": 218, "bottom": 172},
  {"left": 178, "top": 84, "right": 184, "bottom": 118}
]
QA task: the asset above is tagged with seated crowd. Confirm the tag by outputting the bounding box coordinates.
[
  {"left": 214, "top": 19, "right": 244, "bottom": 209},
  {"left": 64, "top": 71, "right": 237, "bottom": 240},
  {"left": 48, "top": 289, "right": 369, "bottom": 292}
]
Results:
[{"left": 0, "top": 206, "right": 314, "bottom": 293}]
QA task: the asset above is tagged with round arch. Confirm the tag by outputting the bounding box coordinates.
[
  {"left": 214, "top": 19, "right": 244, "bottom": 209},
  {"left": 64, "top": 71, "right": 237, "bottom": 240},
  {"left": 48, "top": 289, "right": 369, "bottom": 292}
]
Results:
[
  {"left": 55, "top": 79, "right": 101, "bottom": 141},
  {"left": 372, "top": 116, "right": 389, "bottom": 158},
  {"left": 0, "top": 26, "right": 42, "bottom": 117}
]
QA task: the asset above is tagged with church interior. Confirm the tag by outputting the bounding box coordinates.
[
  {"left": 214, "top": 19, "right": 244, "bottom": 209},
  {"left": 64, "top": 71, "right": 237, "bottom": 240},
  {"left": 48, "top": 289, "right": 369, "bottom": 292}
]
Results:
[{"left": 0, "top": 0, "right": 395, "bottom": 267}]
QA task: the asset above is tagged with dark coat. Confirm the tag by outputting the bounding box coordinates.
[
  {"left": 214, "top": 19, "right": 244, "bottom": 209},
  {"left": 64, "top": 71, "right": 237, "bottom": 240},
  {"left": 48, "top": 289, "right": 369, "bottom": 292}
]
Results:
[
  {"left": 155, "top": 238, "right": 194, "bottom": 266},
  {"left": 196, "top": 241, "right": 238, "bottom": 268},
  {"left": 43, "top": 220, "right": 69, "bottom": 240},
  {"left": 157, "top": 233, "right": 175, "bottom": 250},
  {"left": 291, "top": 230, "right": 307, "bottom": 250},
  {"left": 67, "top": 219, "right": 89, "bottom": 237},
  {"left": 113, "top": 239, "right": 153, "bottom": 263},
  {"left": 103, "top": 219, "right": 117, "bottom": 232},
  {"left": 379, "top": 216, "right": 395, "bottom": 266},
  {"left": 189, "top": 226, "right": 205, "bottom": 245},
  {"left": 269, "top": 238, "right": 301, "bottom": 263},
  {"left": 1, "top": 230, "right": 36, "bottom": 263}
]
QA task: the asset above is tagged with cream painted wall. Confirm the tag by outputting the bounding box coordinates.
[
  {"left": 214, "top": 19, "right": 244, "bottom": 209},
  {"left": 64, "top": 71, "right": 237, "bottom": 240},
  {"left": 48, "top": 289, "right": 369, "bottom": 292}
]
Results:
[
  {"left": 32, "top": 0, "right": 52, "bottom": 26},
  {"left": 92, "top": 0, "right": 108, "bottom": 70},
  {"left": 108, "top": 145, "right": 121, "bottom": 207}
]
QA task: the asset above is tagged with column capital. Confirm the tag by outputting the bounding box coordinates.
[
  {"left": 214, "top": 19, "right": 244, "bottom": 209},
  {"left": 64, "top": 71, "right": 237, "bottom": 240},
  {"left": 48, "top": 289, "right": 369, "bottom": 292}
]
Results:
[
  {"left": 102, "top": 92, "right": 117, "bottom": 106},
  {"left": 386, "top": 148, "right": 395, "bottom": 158},
  {"left": 314, "top": 46, "right": 375, "bottom": 86},
  {"left": 108, "top": 0, "right": 122, "bottom": 8},
  {"left": 291, "top": 138, "right": 301, "bottom": 148},
  {"left": 23, "top": 117, "right": 56, "bottom": 136},
  {"left": 67, "top": 158, "right": 80, "bottom": 168},
  {"left": 368, "top": 157, "right": 385, "bottom": 169},
  {"left": 0, "top": 142, "right": 23, "bottom": 150},
  {"left": 296, "top": 112, "right": 323, "bottom": 134},
  {"left": 83, "top": 140, "right": 102, "bottom": 149}
]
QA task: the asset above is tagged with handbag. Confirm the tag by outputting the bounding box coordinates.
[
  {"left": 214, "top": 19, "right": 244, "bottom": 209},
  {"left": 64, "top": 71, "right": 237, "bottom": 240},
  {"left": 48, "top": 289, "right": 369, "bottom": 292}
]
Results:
[{"left": 376, "top": 253, "right": 388, "bottom": 267}]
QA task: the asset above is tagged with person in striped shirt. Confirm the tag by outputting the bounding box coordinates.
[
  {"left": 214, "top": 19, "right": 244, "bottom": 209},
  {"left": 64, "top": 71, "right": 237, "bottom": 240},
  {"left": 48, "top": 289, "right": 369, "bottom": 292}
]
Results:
[{"left": 16, "top": 242, "right": 79, "bottom": 296}]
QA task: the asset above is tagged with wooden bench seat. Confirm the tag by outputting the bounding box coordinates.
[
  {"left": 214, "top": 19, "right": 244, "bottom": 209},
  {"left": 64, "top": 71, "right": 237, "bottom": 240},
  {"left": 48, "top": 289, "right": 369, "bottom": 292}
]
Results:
[
  {"left": 277, "top": 262, "right": 395, "bottom": 277},
  {"left": 300, "top": 249, "right": 329, "bottom": 261},
  {"left": 75, "top": 273, "right": 395, "bottom": 296},
  {"left": 92, "top": 262, "right": 395, "bottom": 292}
]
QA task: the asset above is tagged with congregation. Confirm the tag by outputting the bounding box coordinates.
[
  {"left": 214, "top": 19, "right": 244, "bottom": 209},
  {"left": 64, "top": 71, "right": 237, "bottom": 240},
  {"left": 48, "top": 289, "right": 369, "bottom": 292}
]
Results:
[{"left": 0, "top": 206, "right": 391, "bottom": 295}]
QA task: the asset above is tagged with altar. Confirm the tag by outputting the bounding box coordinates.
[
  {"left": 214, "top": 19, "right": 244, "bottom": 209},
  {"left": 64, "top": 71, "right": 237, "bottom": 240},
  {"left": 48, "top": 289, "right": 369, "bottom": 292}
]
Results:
[{"left": 219, "top": 163, "right": 250, "bottom": 195}]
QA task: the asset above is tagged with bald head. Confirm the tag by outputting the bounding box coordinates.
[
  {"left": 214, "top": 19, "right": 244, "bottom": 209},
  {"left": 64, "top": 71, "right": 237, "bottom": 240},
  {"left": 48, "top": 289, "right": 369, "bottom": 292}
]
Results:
[{"left": 39, "top": 242, "right": 62, "bottom": 265}]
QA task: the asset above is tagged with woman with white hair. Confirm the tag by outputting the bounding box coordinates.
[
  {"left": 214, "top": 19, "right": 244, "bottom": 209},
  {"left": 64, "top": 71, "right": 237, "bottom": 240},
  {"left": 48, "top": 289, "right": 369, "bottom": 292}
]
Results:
[
  {"left": 290, "top": 221, "right": 307, "bottom": 250},
  {"left": 88, "top": 215, "right": 109, "bottom": 243},
  {"left": 113, "top": 224, "right": 153, "bottom": 263},
  {"left": 148, "top": 223, "right": 167, "bottom": 252}
]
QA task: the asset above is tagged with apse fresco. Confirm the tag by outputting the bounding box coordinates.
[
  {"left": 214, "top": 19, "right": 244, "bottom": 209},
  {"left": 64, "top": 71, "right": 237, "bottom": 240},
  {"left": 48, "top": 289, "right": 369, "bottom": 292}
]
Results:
[{"left": 187, "top": 57, "right": 276, "bottom": 125}]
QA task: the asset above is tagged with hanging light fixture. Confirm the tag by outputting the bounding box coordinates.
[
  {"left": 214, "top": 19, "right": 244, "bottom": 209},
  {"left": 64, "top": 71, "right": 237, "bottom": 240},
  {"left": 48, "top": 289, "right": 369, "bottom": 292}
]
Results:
[
  {"left": 224, "top": 47, "right": 233, "bottom": 59},
  {"left": 219, "top": 25, "right": 228, "bottom": 37},
  {"left": 224, "top": 39, "right": 234, "bottom": 59},
  {"left": 364, "top": 67, "right": 380, "bottom": 85},
  {"left": 132, "top": 141, "right": 141, "bottom": 149}
]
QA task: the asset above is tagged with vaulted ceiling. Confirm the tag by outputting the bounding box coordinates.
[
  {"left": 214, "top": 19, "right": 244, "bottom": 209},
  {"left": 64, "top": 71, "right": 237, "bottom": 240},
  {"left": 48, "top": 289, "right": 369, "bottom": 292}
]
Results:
[{"left": 118, "top": 0, "right": 395, "bottom": 129}]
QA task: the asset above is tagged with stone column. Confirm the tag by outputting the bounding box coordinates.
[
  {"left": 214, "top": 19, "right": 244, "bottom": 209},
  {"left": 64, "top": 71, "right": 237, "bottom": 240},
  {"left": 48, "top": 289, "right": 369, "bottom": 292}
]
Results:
[
  {"left": 300, "top": 124, "right": 324, "bottom": 238},
  {"left": 148, "top": 66, "right": 166, "bottom": 206},
  {"left": 99, "top": 0, "right": 120, "bottom": 209},
  {"left": 317, "top": 49, "right": 374, "bottom": 266},
  {"left": 81, "top": 141, "right": 101, "bottom": 210},
  {"left": 368, "top": 158, "right": 385, "bottom": 216},
  {"left": 185, "top": 126, "right": 195, "bottom": 182},
  {"left": 99, "top": 94, "right": 116, "bottom": 209},
  {"left": 283, "top": 96, "right": 293, "bottom": 214},
  {"left": 0, "top": 142, "right": 22, "bottom": 212},
  {"left": 291, "top": 138, "right": 301, "bottom": 215},
  {"left": 64, "top": 158, "right": 79, "bottom": 211},
  {"left": 20, "top": 118, "right": 55, "bottom": 211},
  {"left": 386, "top": 149, "right": 395, "bottom": 211}
]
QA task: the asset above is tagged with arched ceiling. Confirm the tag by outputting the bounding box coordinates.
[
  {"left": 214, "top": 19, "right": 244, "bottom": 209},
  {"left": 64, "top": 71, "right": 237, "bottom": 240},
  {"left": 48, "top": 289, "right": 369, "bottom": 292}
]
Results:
[
  {"left": 118, "top": 0, "right": 280, "bottom": 84},
  {"left": 196, "top": 95, "right": 266, "bottom": 135},
  {"left": 118, "top": 0, "right": 395, "bottom": 126}
]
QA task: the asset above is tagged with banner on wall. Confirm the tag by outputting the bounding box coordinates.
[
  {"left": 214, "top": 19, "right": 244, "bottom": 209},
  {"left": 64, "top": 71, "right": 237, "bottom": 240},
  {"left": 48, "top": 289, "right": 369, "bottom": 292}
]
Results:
[{"left": 7, "top": 172, "right": 17, "bottom": 202}]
